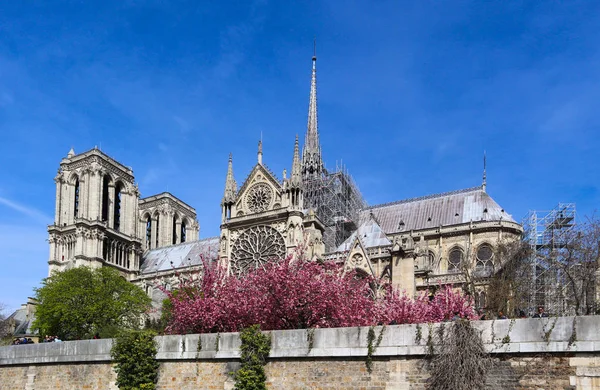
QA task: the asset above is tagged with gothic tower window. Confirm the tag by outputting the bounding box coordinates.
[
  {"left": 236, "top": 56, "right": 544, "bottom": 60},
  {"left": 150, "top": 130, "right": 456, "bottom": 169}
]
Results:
[
  {"left": 73, "top": 178, "right": 80, "bottom": 218},
  {"left": 102, "top": 237, "right": 109, "bottom": 261},
  {"left": 155, "top": 215, "right": 160, "bottom": 249},
  {"left": 172, "top": 214, "right": 178, "bottom": 245},
  {"left": 145, "top": 215, "right": 151, "bottom": 249},
  {"left": 113, "top": 182, "right": 123, "bottom": 231},
  {"left": 181, "top": 220, "right": 187, "bottom": 243},
  {"left": 101, "top": 175, "right": 111, "bottom": 222}
]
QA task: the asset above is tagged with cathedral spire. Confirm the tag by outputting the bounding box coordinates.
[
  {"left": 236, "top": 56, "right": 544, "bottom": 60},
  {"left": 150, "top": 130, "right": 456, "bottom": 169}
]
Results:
[
  {"left": 482, "top": 151, "right": 487, "bottom": 192},
  {"left": 290, "top": 135, "right": 302, "bottom": 188},
  {"left": 223, "top": 153, "right": 237, "bottom": 204},
  {"left": 302, "top": 42, "right": 324, "bottom": 180}
]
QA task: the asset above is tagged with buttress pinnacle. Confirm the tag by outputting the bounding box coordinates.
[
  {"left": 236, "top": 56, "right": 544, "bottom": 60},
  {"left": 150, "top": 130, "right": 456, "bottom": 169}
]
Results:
[{"left": 222, "top": 153, "right": 237, "bottom": 204}]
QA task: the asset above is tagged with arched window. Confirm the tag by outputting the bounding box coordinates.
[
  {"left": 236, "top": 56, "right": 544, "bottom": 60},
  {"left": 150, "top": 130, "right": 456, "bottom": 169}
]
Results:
[
  {"left": 102, "top": 237, "right": 109, "bottom": 261},
  {"left": 476, "top": 244, "right": 494, "bottom": 269},
  {"left": 113, "top": 182, "right": 123, "bottom": 231},
  {"left": 172, "top": 214, "right": 178, "bottom": 245},
  {"left": 145, "top": 215, "right": 151, "bottom": 249},
  {"left": 181, "top": 220, "right": 187, "bottom": 243},
  {"left": 73, "top": 178, "right": 80, "bottom": 217},
  {"left": 155, "top": 215, "right": 160, "bottom": 248},
  {"left": 448, "top": 248, "right": 463, "bottom": 272},
  {"left": 101, "top": 175, "right": 110, "bottom": 221},
  {"left": 427, "top": 251, "right": 436, "bottom": 269}
]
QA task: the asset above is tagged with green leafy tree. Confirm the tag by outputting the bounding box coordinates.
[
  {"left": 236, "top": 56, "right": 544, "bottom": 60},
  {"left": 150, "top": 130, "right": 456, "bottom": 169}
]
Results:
[{"left": 32, "top": 267, "right": 151, "bottom": 340}]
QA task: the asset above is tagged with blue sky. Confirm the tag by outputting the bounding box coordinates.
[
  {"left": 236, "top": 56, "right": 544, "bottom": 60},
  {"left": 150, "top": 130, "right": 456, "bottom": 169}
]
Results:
[{"left": 1, "top": 1, "right": 599, "bottom": 311}]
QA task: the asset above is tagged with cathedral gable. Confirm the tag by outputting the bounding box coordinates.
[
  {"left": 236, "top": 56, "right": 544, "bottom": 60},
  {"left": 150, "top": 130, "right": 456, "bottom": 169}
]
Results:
[
  {"left": 235, "top": 164, "right": 283, "bottom": 215},
  {"left": 344, "top": 238, "right": 375, "bottom": 277}
]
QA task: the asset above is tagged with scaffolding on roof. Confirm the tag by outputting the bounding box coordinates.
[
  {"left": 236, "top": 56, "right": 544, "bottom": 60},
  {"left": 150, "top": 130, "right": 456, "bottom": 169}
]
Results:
[
  {"left": 522, "top": 203, "right": 577, "bottom": 315},
  {"left": 303, "top": 161, "right": 367, "bottom": 252}
]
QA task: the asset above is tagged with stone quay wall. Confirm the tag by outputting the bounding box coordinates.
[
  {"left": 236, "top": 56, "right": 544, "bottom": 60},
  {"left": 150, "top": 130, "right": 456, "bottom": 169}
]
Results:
[{"left": 1, "top": 316, "right": 600, "bottom": 389}]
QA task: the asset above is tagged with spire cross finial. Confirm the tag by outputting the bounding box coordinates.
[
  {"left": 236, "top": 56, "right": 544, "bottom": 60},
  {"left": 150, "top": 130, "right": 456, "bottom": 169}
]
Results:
[{"left": 258, "top": 139, "right": 263, "bottom": 165}]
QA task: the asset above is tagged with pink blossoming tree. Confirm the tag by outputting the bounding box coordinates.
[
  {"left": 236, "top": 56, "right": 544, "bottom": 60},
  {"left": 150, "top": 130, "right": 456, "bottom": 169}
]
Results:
[{"left": 163, "top": 254, "right": 476, "bottom": 335}]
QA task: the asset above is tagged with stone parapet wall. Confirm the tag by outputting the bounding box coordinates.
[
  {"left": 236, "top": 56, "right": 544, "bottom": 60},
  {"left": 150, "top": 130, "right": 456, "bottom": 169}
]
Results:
[{"left": 1, "top": 317, "right": 600, "bottom": 389}]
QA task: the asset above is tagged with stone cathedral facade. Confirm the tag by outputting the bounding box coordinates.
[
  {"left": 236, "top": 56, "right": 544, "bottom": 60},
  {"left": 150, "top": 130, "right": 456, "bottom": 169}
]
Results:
[{"left": 46, "top": 54, "right": 523, "bottom": 304}]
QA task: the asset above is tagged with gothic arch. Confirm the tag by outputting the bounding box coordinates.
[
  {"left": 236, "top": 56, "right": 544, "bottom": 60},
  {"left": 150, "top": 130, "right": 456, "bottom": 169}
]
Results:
[
  {"left": 447, "top": 245, "right": 464, "bottom": 273},
  {"left": 172, "top": 212, "right": 180, "bottom": 245}
]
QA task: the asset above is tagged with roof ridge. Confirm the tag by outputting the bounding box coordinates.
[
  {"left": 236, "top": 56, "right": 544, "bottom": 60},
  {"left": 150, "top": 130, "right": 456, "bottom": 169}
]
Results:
[
  {"left": 146, "top": 236, "right": 219, "bottom": 252},
  {"left": 365, "top": 186, "right": 483, "bottom": 210}
]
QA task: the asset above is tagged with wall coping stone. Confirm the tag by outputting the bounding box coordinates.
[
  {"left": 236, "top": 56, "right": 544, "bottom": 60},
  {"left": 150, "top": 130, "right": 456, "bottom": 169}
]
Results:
[{"left": 1, "top": 316, "right": 598, "bottom": 366}]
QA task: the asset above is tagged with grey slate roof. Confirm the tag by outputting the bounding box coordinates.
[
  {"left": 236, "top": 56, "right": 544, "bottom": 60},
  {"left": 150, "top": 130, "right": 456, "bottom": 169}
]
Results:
[
  {"left": 337, "top": 215, "right": 391, "bottom": 251},
  {"left": 360, "top": 186, "right": 515, "bottom": 235},
  {"left": 7, "top": 307, "right": 34, "bottom": 336},
  {"left": 140, "top": 237, "right": 219, "bottom": 275}
]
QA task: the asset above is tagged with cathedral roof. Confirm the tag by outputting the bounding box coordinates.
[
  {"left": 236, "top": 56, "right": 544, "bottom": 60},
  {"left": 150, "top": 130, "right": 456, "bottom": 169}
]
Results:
[
  {"left": 139, "top": 237, "right": 219, "bottom": 275},
  {"left": 361, "top": 186, "right": 516, "bottom": 234},
  {"left": 337, "top": 214, "right": 391, "bottom": 252}
]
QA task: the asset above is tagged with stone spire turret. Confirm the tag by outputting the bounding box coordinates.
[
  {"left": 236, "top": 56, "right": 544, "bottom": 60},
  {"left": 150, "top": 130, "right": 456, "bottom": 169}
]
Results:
[
  {"left": 302, "top": 45, "right": 324, "bottom": 181},
  {"left": 290, "top": 135, "right": 302, "bottom": 189},
  {"left": 222, "top": 153, "right": 237, "bottom": 205}
]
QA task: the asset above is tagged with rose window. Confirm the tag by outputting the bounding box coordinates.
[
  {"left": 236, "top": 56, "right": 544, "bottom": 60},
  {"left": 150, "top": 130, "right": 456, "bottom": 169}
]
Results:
[
  {"left": 231, "top": 225, "right": 286, "bottom": 275},
  {"left": 245, "top": 183, "right": 273, "bottom": 213}
]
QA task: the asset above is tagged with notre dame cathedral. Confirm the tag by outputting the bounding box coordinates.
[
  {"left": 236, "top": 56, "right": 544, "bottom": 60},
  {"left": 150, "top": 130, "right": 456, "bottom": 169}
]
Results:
[{"left": 48, "top": 53, "right": 522, "bottom": 305}]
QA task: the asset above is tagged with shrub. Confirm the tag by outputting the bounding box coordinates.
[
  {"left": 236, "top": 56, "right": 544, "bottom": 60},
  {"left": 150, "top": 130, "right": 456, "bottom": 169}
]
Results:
[{"left": 111, "top": 330, "right": 159, "bottom": 390}]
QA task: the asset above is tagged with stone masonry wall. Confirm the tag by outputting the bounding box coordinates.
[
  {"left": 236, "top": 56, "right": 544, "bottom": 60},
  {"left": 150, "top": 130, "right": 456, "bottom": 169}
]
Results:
[{"left": 1, "top": 317, "right": 600, "bottom": 389}]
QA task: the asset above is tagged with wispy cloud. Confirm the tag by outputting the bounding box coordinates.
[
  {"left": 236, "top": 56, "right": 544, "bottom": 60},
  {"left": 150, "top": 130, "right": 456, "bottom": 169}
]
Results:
[{"left": 0, "top": 197, "right": 52, "bottom": 224}]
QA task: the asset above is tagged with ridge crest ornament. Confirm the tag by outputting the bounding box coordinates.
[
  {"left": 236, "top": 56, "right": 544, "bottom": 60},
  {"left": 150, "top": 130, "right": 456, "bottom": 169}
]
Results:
[
  {"left": 231, "top": 225, "right": 285, "bottom": 275},
  {"left": 245, "top": 183, "right": 273, "bottom": 213}
]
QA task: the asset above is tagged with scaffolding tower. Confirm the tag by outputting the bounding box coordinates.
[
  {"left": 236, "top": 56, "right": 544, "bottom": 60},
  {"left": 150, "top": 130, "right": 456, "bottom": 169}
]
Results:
[
  {"left": 522, "top": 203, "right": 577, "bottom": 315},
  {"left": 303, "top": 162, "right": 367, "bottom": 252}
]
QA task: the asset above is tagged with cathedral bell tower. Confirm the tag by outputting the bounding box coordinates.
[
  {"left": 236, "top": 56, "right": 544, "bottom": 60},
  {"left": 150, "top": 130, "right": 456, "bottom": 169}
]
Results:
[{"left": 48, "top": 148, "right": 142, "bottom": 277}]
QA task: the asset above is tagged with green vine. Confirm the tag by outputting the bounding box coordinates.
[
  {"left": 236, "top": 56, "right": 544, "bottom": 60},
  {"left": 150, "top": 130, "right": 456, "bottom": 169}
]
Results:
[
  {"left": 502, "top": 319, "right": 516, "bottom": 344},
  {"left": 196, "top": 335, "right": 202, "bottom": 359},
  {"left": 366, "top": 325, "right": 386, "bottom": 374},
  {"left": 542, "top": 317, "right": 558, "bottom": 344},
  {"left": 426, "top": 322, "right": 434, "bottom": 356},
  {"left": 215, "top": 332, "right": 221, "bottom": 352},
  {"left": 234, "top": 325, "right": 271, "bottom": 390},
  {"left": 568, "top": 317, "right": 578, "bottom": 348},
  {"left": 306, "top": 328, "right": 315, "bottom": 355},
  {"left": 111, "top": 330, "right": 159, "bottom": 390},
  {"left": 415, "top": 323, "right": 423, "bottom": 345}
]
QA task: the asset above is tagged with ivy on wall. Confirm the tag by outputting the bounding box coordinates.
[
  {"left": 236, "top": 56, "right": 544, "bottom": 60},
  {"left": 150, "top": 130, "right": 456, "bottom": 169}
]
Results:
[
  {"left": 234, "top": 325, "right": 271, "bottom": 390},
  {"left": 111, "top": 330, "right": 160, "bottom": 390}
]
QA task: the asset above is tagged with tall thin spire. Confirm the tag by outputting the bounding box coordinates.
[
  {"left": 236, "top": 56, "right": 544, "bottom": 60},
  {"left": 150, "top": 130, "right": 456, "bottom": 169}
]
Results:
[
  {"left": 302, "top": 41, "right": 324, "bottom": 180},
  {"left": 290, "top": 135, "right": 302, "bottom": 188},
  {"left": 223, "top": 153, "right": 237, "bottom": 204},
  {"left": 482, "top": 151, "right": 487, "bottom": 192}
]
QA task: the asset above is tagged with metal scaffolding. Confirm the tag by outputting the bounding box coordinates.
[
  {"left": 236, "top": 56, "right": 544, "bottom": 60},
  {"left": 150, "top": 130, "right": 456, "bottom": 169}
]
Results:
[
  {"left": 303, "top": 162, "right": 366, "bottom": 252},
  {"left": 522, "top": 203, "right": 577, "bottom": 315}
]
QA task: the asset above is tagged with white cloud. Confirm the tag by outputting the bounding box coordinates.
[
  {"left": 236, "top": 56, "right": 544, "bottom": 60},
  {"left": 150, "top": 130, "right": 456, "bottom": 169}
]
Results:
[{"left": 0, "top": 197, "right": 52, "bottom": 224}]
